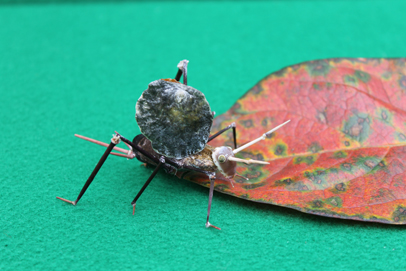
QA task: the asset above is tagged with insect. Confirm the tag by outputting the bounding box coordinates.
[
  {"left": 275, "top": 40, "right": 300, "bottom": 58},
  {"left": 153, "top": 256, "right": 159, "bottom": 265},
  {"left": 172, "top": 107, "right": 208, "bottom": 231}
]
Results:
[{"left": 57, "top": 60, "right": 290, "bottom": 229}]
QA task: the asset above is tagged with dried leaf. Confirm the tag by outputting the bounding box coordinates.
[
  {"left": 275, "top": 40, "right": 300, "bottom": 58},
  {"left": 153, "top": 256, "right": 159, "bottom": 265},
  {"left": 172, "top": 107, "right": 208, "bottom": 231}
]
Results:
[{"left": 183, "top": 58, "right": 406, "bottom": 224}]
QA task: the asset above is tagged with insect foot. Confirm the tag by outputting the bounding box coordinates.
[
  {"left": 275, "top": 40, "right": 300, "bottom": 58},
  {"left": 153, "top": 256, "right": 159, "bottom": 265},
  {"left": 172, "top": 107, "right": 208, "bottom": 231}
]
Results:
[{"left": 205, "top": 222, "right": 221, "bottom": 230}]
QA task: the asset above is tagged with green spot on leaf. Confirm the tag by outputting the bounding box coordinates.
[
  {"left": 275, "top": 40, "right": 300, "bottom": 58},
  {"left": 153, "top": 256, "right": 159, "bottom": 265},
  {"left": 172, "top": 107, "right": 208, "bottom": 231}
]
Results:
[
  {"left": 294, "top": 154, "right": 317, "bottom": 165},
  {"left": 333, "top": 151, "right": 348, "bottom": 159},
  {"left": 355, "top": 70, "right": 371, "bottom": 83},
  {"left": 307, "top": 61, "right": 331, "bottom": 76},
  {"left": 343, "top": 114, "right": 371, "bottom": 143},
  {"left": 273, "top": 144, "right": 287, "bottom": 156},
  {"left": 326, "top": 197, "right": 343, "bottom": 208},
  {"left": 308, "top": 142, "right": 323, "bottom": 153},
  {"left": 344, "top": 75, "right": 358, "bottom": 86}
]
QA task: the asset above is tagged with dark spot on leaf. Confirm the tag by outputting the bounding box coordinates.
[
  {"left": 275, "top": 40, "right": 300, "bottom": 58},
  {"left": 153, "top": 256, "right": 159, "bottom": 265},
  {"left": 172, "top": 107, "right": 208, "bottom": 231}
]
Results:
[
  {"left": 317, "top": 111, "right": 327, "bottom": 124},
  {"left": 381, "top": 111, "right": 388, "bottom": 120},
  {"left": 301, "top": 185, "right": 309, "bottom": 191},
  {"left": 273, "top": 178, "right": 295, "bottom": 187},
  {"left": 243, "top": 182, "right": 266, "bottom": 190},
  {"left": 305, "top": 171, "right": 315, "bottom": 181},
  {"left": 261, "top": 117, "right": 275, "bottom": 128},
  {"left": 240, "top": 119, "right": 253, "bottom": 128},
  {"left": 250, "top": 84, "right": 264, "bottom": 95},
  {"left": 229, "top": 102, "right": 241, "bottom": 114},
  {"left": 344, "top": 75, "right": 358, "bottom": 86},
  {"left": 343, "top": 114, "right": 371, "bottom": 143},
  {"left": 392, "top": 206, "right": 406, "bottom": 222},
  {"left": 326, "top": 197, "right": 343, "bottom": 207},
  {"left": 344, "top": 141, "right": 350, "bottom": 146},
  {"left": 215, "top": 184, "right": 229, "bottom": 192},
  {"left": 399, "top": 133, "right": 406, "bottom": 141},
  {"left": 240, "top": 194, "right": 249, "bottom": 199},
  {"left": 313, "top": 83, "right": 320, "bottom": 90},
  {"left": 355, "top": 70, "right": 371, "bottom": 83},
  {"left": 312, "top": 200, "right": 324, "bottom": 208},
  {"left": 350, "top": 124, "right": 363, "bottom": 137},
  {"left": 245, "top": 171, "right": 261, "bottom": 179},
  {"left": 273, "top": 68, "right": 287, "bottom": 77},
  {"left": 335, "top": 183, "right": 345, "bottom": 191},
  {"left": 297, "top": 157, "right": 302, "bottom": 162},
  {"left": 284, "top": 178, "right": 293, "bottom": 184},
  {"left": 333, "top": 151, "right": 347, "bottom": 159},
  {"left": 274, "top": 144, "right": 286, "bottom": 156},
  {"left": 342, "top": 163, "right": 352, "bottom": 171},
  {"left": 398, "top": 75, "right": 406, "bottom": 90},
  {"left": 307, "top": 156, "right": 313, "bottom": 161},
  {"left": 307, "top": 61, "right": 331, "bottom": 76},
  {"left": 308, "top": 142, "right": 323, "bottom": 153},
  {"left": 379, "top": 162, "right": 385, "bottom": 167},
  {"left": 266, "top": 132, "right": 275, "bottom": 139},
  {"left": 364, "top": 160, "right": 376, "bottom": 169}
]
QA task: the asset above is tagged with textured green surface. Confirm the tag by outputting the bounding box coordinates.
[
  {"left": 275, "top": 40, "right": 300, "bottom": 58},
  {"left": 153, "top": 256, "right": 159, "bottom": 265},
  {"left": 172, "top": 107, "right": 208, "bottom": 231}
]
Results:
[{"left": 1, "top": 1, "right": 406, "bottom": 270}]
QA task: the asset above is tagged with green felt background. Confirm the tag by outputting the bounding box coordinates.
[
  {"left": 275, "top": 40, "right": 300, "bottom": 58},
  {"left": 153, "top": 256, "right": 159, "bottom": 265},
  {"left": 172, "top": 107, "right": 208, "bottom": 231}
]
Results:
[{"left": 1, "top": 0, "right": 406, "bottom": 270}]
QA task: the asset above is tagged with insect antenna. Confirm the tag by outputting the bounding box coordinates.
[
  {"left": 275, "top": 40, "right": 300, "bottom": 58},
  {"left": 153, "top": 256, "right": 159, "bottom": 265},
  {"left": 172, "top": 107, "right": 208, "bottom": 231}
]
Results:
[
  {"left": 227, "top": 156, "right": 269, "bottom": 165},
  {"left": 233, "top": 120, "right": 291, "bottom": 154}
]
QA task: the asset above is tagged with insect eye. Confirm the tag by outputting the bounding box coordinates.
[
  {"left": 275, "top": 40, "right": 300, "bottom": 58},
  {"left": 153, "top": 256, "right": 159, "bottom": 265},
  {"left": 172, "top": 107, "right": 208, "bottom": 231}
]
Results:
[{"left": 218, "top": 155, "right": 226, "bottom": 163}]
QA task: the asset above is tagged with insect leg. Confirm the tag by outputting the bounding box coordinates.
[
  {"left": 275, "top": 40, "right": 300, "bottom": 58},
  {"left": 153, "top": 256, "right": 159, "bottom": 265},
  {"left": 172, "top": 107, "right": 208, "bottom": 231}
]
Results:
[
  {"left": 131, "top": 156, "right": 165, "bottom": 215},
  {"left": 56, "top": 133, "right": 121, "bottom": 205},
  {"left": 206, "top": 174, "right": 221, "bottom": 230},
  {"left": 175, "top": 59, "right": 189, "bottom": 85},
  {"left": 208, "top": 122, "right": 237, "bottom": 149}
]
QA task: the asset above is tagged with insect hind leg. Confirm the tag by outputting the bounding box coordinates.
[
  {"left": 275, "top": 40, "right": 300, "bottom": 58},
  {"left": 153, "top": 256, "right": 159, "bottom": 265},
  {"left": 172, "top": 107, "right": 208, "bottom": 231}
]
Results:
[
  {"left": 56, "top": 133, "right": 121, "bottom": 206},
  {"left": 205, "top": 174, "right": 221, "bottom": 230}
]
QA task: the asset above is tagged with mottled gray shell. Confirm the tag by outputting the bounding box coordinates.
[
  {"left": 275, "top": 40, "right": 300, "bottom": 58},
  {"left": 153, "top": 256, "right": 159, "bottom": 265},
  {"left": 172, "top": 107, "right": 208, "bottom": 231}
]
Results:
[{"left": 136, "top": 79, "right": 213, "bottom": 159}]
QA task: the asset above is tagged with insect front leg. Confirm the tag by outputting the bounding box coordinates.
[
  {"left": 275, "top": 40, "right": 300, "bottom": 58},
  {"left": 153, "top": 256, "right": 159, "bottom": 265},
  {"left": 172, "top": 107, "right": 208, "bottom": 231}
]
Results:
[
  {"left": 206, "top": 173, "right": 221, "bottom": 230},
  {"left": 208, "top": 122, "right": 237, "bottom": 149},
  {"left": 56, "top": 133, "right": 121, "bottom": 205}
]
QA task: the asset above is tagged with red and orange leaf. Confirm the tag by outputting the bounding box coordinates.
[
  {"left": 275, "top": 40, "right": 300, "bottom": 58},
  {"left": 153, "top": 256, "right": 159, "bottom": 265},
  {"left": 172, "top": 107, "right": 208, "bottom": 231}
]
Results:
[{"left": 182, "top": 58, "right": 406, "bottom": 224}]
